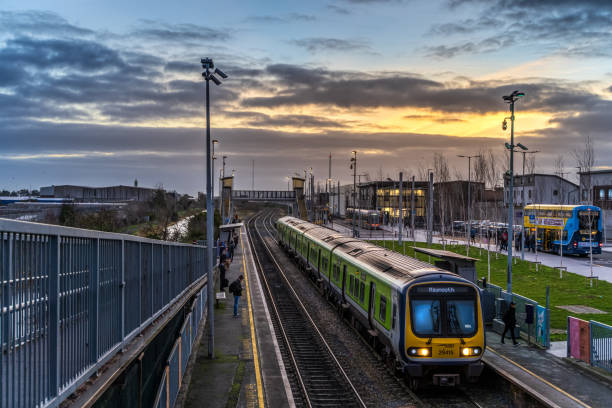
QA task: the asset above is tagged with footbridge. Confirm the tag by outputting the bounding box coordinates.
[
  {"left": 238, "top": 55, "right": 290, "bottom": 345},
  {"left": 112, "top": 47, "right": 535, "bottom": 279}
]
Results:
[
  {"left": 231, "top": 190, "right": 295, "bottom": 202},
  {"left": 0, "top": 218, "right": 212, "bottom": 408}
]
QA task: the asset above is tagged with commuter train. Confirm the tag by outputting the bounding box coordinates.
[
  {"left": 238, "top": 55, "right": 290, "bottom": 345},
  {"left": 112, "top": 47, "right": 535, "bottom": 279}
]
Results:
[
  {"left": 345, "top": 208, "right": 381, "bottom": 230},
  {"left": 276, "top": 216, "right": 485, "bottom": 388}
]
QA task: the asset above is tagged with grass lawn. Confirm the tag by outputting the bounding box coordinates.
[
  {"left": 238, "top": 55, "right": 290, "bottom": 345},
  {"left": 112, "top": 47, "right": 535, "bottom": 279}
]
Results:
[{"left": 370, "top": 240, "right": 612, "bottom": 341}]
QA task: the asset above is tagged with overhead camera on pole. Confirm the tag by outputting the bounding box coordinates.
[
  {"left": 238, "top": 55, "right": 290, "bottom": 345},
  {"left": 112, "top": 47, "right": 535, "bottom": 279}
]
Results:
[
  {"left": 502, "top": 89, "right": 524, "bottom": 294},
  {"left": 201, "top": 57, "right": 228, "bottom": 359}
]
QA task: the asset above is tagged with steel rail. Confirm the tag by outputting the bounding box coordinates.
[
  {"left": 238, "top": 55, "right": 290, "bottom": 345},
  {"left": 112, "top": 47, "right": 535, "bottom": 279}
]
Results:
[{"left": 249, "top": 211, "right": 367, "bottom": 408}]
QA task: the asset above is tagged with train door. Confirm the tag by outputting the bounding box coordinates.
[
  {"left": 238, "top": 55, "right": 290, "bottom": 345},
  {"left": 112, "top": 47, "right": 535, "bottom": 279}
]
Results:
[
  {"left": 368, "top": 281, "right": 376, "bottom": 329},
  {"left": 317, "top": 249, "right": 321, "bottom": 279},
  {"left": 341, "top": 265, "right": 347, "bottom": 302}
]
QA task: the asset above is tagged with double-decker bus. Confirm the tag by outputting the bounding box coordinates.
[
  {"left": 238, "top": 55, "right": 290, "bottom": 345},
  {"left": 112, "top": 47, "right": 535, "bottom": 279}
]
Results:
[{"left": 523, "top": 204, "right": 602, "bottom": 255}]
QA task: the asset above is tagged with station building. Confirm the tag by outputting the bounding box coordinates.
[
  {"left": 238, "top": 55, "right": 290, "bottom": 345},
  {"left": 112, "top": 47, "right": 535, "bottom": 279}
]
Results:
[
  {"left": 503, "top": 174, "right": 579, "bottom": 208},
  {"left": 579, "top": 169, "right": 612, "bottom": 241},
  {"left": 40, "top": 184, "right": 157, "bottom": 202}
]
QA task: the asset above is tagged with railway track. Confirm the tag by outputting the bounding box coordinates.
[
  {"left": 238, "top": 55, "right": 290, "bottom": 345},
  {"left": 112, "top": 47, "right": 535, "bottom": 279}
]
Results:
[{"left": 246, "top": 211, "right": 367, "bottom": 408}]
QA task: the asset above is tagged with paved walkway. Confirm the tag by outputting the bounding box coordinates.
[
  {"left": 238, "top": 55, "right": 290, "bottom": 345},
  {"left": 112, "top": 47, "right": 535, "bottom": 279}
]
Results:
[
  {"left": 485, "top": 330, "right": 612, "bottom": 408},
  {"left": 180, "top": 226, "right": 290, "bottom": 408},
  {"left": 181, "top": 235, "right": 265, "bottom": 408}
]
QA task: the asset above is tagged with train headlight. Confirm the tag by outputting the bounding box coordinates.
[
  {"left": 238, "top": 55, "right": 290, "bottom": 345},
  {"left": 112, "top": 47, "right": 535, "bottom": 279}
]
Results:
[
  {"left": 461, "top": 347, "right": 481, "bottom": 356},
  {"left": 407, "top": 347, "right": 431, "bottom": 357}
]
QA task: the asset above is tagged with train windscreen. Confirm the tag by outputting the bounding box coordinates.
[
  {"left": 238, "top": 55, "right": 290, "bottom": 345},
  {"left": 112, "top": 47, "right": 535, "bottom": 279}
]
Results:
[{"left": 409, "top": 284, "right": 477, "bottom": 338}]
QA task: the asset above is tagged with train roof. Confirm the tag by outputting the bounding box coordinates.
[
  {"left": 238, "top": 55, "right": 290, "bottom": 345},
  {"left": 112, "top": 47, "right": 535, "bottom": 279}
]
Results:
[{"left": 277, "top": 216, "right": 457, "bottom": 287}]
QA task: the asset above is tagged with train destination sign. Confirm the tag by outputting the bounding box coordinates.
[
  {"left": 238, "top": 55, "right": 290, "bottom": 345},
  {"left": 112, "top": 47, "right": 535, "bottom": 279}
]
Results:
[{"left": 413, "top": 285, "right": 471, "bottom": 294}]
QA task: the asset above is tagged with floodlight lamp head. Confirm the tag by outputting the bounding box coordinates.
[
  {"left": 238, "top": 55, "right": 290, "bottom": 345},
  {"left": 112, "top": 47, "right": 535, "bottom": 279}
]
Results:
[
  {"left": 214, "top": 68, "right": 228, "bottom": 79},
  {"left": 517, "top": 143, "right": 528, "bottom": 151},
  {"left": 502, "top": 119, "right": 507, "bottom": 130},
  {"left": 209, "top": 74, "right": 222, "bottom": 85},
  {"left": 504, "top": 142, "right": 512, "bottom": 150}
]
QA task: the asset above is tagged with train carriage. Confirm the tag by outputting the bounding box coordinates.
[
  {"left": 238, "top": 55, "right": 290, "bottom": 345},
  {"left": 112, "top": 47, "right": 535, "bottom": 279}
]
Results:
[
  {"left": 345, "top": 208, "right": 381, "bottom": 230},
  {"left": 276, "top": 216, "right": 485, "bottom": 388}
]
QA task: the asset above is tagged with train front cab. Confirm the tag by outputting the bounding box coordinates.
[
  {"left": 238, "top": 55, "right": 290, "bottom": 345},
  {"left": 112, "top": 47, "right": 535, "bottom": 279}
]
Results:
[{"left": 401, "top": 280, "right": 485, "bottom": 387}]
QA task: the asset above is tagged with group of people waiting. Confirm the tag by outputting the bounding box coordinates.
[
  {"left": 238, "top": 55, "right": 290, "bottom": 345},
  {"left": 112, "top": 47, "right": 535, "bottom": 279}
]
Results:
[
  {"left": 495, "top": 230, "right": 539, "bottom": 253},
  {"left": 218, "top": 227, "right": 243, "bottom": 318}
]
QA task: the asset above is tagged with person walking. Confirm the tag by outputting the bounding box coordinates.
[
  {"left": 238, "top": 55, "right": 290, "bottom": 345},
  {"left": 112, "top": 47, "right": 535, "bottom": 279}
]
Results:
[
  {"left": 229, "top": 275, "right": 244, "bottom": 317},
  {"left": 501, "top": 302, "right": 519, "bottom": 345}
]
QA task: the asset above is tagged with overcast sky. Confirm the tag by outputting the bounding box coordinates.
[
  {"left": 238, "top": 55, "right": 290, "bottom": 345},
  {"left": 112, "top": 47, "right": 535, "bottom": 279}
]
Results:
[{"left": 1, "top": 0, "right": 612, "bottom": 194}]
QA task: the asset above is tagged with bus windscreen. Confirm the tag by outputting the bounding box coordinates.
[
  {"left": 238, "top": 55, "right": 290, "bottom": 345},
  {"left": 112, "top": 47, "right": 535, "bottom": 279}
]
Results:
[{"left": 578, "top": 211, "right": 599, "bottom": 231}]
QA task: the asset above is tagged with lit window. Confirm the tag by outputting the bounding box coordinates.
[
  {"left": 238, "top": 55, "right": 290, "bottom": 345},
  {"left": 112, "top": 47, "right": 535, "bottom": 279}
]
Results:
[
  {"left": 600, "top": 189, "right": 605, "bottom": 199},
  {"left": 608, "top": 189, "right": 612, "bottom": 200}
]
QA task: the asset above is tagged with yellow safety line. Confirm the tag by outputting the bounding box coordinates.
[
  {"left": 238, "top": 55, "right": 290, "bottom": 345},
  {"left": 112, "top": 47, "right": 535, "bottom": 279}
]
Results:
[
  {"left": 241, "top": 232, "right": 266, "bottom": 408},
  {"left": 486, "top": 346, "right": 592, "bottom": 408}
]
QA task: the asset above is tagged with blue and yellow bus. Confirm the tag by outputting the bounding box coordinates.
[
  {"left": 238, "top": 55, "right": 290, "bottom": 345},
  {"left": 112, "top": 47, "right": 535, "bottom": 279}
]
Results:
[{"left": 523, "top": 204, "right": 602, "bottom": 255}]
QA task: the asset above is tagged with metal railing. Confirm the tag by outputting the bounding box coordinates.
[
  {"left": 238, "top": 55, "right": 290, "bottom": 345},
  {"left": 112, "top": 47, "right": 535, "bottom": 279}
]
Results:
[
  {"left": 0, "top": 218, "right": 209, "bottom": 408},
  {"left": 590, "top": 320, "right": 612, "bottom": 373},
  {"left": 153, "top": 285, "right": 207, "bottom": 408},
  {"left": 477, "top": 280, "right": 548, "bottom": 348},
  {"left": 232, "top": 190, "right": 296, "bottom": 201}
]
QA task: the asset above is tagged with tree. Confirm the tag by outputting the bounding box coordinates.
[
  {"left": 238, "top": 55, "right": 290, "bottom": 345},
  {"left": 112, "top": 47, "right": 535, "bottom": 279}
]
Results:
[
  {"left": 433, "top": 153, "right": 450, "bottom": 238},
  {"left": 147, "top": 185, "right": 177, "bottom": 240},
  {"left": 573, "top": 135, "right": 595, "bottom": 204},
  {"left": 554, "top": 154, "right": 567, "bottom": 204},
  {"left": 59, "top": 204, "right": 77, "bottom": 226}
]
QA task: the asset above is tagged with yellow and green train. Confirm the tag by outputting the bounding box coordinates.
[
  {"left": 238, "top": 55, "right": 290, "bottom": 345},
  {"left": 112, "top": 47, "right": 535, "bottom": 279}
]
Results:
[{"left": 276, "top": 216, "right": 485, "bottom": 388}]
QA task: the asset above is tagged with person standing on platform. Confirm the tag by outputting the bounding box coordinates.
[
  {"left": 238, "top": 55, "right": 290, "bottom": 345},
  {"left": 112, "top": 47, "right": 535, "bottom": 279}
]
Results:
[
  {"left": 229, "top": 275, "right": 244, "bottom": 317},
  {"left": 501, "top": 302, "right": 519, "bottom": 345}
]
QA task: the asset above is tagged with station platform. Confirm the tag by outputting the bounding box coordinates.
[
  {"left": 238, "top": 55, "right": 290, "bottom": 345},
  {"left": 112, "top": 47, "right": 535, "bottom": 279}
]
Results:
[
  {"left": 179, "top": 226, "right": 292, "bottom": 408},
  {"left": 484, "top": 330, "right": 612, "bottom": 408}
]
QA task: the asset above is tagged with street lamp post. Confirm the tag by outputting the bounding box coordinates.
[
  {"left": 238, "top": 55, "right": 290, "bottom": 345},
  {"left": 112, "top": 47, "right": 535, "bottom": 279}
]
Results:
[
  {"left": 201, "top": 57, "right": 228, "bottom": 359},
  {"left": 502, "top": 90, "right": 525, "bottom": 294},
  {"left": 457, "top": 154, "right": 481, "bottom": 254},
  {"left": 519, "top": 149, "right": 539, "bottom": 260},
  {"left": 350, "top": 151, "right": 357, "bottom": 237}
]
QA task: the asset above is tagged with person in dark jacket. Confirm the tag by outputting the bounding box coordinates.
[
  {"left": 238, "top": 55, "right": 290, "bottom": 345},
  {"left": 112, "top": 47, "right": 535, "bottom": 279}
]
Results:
[
  {"left": 229, "top": 275, "right": 244, "bottom": 317},
  {"left": 501, "top": 302, "right": 518, "bottom": 345}
]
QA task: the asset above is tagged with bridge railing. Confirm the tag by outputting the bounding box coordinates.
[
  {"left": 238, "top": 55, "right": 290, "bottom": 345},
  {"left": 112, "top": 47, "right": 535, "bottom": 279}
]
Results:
[
  {"left": 231, "top": 190, "right": 296, "bottom": 200},
  {"left": 0, "top": 218, "right": 209, "bottom": 408}
]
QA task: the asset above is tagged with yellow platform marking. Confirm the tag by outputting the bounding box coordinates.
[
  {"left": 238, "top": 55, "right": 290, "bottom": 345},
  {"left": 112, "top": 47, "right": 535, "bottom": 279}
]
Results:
[
  {"left": 486, "top": 346, "right": 592, "bottom": 408},
  {"left": 241, "top": 233, "right": 265, "bottom": 408}
]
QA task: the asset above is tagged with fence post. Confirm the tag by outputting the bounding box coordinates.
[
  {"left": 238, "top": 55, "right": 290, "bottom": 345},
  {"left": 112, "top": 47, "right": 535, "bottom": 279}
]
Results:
[
  {"left": 121, "top": 240, "right": 125, "bottom": 345},
  {"left": 546, "top": 286, "right": 550, "bottom": 348},
  {"left": 566, "top": 316, "right": 570, "bottom": 358},
  {"left": 89, "top": 238, "right": 100, "bottom": 364},
  {"left": 48, "top": 235, "right": 61, "bottom": 399},
  {"left": 589, "top": 321, "right": 594, "bottom": 368}
]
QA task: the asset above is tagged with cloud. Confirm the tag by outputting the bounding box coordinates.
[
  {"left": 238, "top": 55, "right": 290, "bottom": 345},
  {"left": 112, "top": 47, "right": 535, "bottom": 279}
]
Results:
[
  {"left": 131, "top": 21, "right": 231, "bottom": 42},
  {"left": 0, "top": 36, "right": 127, "bottom": 72},
  {"left": 245, "top": 113, "right": 347, "bottom": 128},
  {"left": 244, "top": 13, "right": 316, "bottom": 24},
  {"left": 0, "top": 10, "right": 94, "bottom": 37},
  {"left": 424, "top": 36, "right": 515, "bottom": 58},
  {"left": 327, "top": 5, "right": 351, "bottom": 14},
  {"left": 403, "top": 115, "right": 465, "bottom": 123},
  {"left": 429, "top": 1, "right": 612, "bottom": 58},
  {"left": 242, "top": 64, "right": 603, "bottom": 114},
  {"left": 292, "top": 37, "right": 370, "bottom": 53}
]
